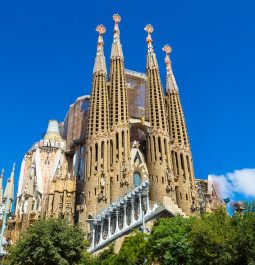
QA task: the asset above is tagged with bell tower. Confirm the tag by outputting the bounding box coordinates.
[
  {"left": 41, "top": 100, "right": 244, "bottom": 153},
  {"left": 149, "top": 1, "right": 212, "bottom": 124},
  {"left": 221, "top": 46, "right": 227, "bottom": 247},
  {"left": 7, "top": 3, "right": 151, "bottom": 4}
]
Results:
[
  {"left": 84, "top": 25, "right": 111, "bottom": 219},
  {"left": 144, "top": 25, "right": 175, "bottom": 203},
  {"left": 109, "top": 14, "right": 131, "bottom": 200},
  {"left": 163, "top": 44, "right": 197, "bottom": 214}
]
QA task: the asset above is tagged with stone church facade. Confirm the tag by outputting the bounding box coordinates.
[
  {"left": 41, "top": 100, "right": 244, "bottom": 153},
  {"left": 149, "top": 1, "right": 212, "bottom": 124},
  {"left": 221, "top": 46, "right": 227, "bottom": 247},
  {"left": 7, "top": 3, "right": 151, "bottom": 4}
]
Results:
[{"left": 8, "top": 14, "right": 221, "bottom": 249}]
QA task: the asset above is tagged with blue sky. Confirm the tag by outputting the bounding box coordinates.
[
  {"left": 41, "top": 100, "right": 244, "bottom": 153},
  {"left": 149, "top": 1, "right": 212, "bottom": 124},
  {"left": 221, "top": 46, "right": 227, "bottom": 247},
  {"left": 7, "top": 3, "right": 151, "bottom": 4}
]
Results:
[{"left": 0, "top": 0, "right": 254, "bottom": 203}]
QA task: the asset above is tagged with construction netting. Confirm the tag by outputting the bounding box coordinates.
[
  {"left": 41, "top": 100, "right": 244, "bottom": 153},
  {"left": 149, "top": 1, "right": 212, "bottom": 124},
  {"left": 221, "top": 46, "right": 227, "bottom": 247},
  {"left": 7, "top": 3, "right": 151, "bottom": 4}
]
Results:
[
  {"left": 125, "top": 69, "right": 148, "bottom": 120},
  {"left": 62, "top": 96, "right": 90, "bottom": 152}
]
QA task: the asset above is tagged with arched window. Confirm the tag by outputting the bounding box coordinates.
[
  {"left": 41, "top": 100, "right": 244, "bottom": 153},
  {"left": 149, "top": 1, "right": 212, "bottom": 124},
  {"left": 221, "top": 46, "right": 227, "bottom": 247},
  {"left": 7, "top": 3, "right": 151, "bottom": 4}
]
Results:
[{"left": 133, "top": 172, "right": 142, "bottom": 187}]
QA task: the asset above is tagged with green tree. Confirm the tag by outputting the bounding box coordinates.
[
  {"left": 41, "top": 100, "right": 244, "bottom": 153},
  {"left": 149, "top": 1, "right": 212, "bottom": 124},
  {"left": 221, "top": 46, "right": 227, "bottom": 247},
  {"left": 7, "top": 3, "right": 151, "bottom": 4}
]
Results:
[
  {"left": 189, "top": 208, "right": 237, "bottom": 265},
  {"left": 97, "top": 244, "right": 117, "bottom": 265},
  {"left": 112, "top": 232, "right": 148, "bottom": 265},
  {"left": 7, "top": 218, "right": 86, "bottom": 265},
  {"left": 232, "top": 212, "right": 255, "bottom": 265},
  {"left": 147, "top": 216, "right": 194, "bottom": 265}
]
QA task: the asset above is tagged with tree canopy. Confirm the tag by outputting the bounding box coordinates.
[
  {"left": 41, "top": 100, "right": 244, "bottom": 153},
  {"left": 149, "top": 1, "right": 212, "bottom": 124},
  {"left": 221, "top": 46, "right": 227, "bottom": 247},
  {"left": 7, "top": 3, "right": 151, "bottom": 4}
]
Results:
[
  {"left": 89, "top": 208, "right": 255, "bottom": 265},
  {"left": 4, "top": 206, "right": 255, "bottom": 265},
  {"left": 5, "top": 218, "right": 86, "bottom": 265}
]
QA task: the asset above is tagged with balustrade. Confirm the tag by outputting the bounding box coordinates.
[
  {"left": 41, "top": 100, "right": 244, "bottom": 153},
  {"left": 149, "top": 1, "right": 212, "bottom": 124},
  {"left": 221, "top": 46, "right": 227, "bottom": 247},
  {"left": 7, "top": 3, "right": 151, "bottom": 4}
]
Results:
[{"left": 88, "top": 180, "right": 160, "bottom": 253}]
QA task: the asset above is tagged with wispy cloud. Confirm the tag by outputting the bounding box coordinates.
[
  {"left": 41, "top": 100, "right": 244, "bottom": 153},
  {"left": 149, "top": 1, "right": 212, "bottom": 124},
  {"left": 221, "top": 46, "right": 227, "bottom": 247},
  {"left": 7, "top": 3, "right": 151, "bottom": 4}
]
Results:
[{"left": 210, "top": 169, "right": 255, "bottom": 200}]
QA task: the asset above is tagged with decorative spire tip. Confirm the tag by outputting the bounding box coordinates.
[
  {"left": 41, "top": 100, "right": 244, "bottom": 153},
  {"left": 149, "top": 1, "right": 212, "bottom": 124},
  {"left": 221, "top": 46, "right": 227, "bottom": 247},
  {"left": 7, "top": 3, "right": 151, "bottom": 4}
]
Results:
[
  {"left": 144, "top": 24, "right": 154, "bottom": 51},
  {"left": 162, "top": 44, "right": 172, "bottom": 55},
  {"left": 144, "top": 24, "right": 154, "bottom": 34},
  {"left": 163, "top": 44, "right": 172, "bottom": 65},
  {"left": 113, "top": 14, "right": 121, "bottom": 23},
  {"left": 96, "top": 24, "right": 106, "bottom": 35}
]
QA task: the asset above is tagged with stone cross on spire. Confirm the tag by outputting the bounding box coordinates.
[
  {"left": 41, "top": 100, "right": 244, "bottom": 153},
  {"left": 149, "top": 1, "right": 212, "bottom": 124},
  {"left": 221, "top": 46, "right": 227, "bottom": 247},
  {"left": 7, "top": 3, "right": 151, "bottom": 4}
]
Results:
[
  {"left": 163, "top": 44, "right": 179, "bottom": 93},
  {"left": 144, "top": 24, "right": 158, "bottom": 69},
  {"left": 93, "top": 24, "right": 107, "bottom": 74},
  {"left": 111, "top": 14, "right": 123, "bottom": 58}
]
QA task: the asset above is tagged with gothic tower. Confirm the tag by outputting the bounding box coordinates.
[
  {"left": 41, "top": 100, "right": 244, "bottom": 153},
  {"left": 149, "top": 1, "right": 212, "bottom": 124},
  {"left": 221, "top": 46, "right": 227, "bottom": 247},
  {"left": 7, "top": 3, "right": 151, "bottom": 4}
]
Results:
[
  {"left": 144, "top": 25, "right": 174, "bottom": 203},
  {"left": 3, "top": 163, "right": 15, "bottom": 213},
  {"left": 163, "top": 45, "right": 196, "bottom": 214},
  {"left": 109, "top": 14, "right": 131, "bottom": 201},
  {"left": 84, "top": 25, "right": 111, "bottom": 219}
]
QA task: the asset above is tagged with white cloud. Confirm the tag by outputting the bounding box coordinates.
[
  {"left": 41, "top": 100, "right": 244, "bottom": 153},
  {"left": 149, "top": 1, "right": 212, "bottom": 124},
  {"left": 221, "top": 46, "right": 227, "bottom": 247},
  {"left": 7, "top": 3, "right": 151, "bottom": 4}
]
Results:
[{"left": 210, "top": 168, "right": 255, "bottom": 200}]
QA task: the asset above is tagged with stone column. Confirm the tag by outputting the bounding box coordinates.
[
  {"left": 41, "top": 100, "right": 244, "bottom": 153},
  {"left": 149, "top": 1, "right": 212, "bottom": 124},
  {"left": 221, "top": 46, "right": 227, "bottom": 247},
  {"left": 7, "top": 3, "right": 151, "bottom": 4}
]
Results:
[
  {"left": 92, "top": 224, "right": 96, "bottom": 249},
  {"left": 123, "top": 201, "right": 127, "bottom": 229},
  {"left": 108, "top": 214, "right": 111, "bottom": 240},
  {"left": 131, "top": 195, "right": 134, "bottom": 225},
  {"left": 99, "top": 222, "right": 103, "bottom": 244},
  {"left": 146, "top": 191, "right": 150, "bottom": 215},
  {"left": 116, "top": 208, "right": 119, "bottom": 233},
  {"left": 138, "top": 193, "right": 142, "bottom": 220}
]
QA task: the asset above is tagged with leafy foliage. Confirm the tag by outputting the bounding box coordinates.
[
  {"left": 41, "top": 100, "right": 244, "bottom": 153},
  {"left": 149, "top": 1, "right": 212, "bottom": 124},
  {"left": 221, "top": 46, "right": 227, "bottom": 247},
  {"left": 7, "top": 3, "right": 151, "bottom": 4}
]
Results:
[
  {"left": 111, "top": 233, "right": 148, "bottom": 265},
  {"left": 148, "top": 216, "right": 194, "bottom": 265},
  {"left": 5, "top": 205, "right": 255, "bottom": 265},
  {"left": 232, "top": 212, "right": 255, "bottom": 265},
  {"left": 6, "top": 218, "right": 86, "bottom": 265},
  {"left": 189, "top": 208, "right": 237, "bottom": 265}
]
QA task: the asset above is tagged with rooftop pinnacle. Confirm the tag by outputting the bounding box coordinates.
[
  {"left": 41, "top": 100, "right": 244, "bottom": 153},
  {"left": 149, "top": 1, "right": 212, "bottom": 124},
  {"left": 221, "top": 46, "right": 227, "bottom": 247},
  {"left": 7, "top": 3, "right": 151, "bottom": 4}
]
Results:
[
  {"left": 111, "top": 14, "right": 123, "bottom": 58},
  {"left": 144, "top": 24, "right": 158, "bottom": 69},
  {"left": 4, "top": 162, "right": 15, "bottom": 200},
  {"left": 0, "top": 168, "right": 4, "bottom": 178},
  {"left": 93, "top": 24, "right": 107, "bottom": 74},
  {"left": 163, "top": 44, "right": 179, "bottom": 93}
]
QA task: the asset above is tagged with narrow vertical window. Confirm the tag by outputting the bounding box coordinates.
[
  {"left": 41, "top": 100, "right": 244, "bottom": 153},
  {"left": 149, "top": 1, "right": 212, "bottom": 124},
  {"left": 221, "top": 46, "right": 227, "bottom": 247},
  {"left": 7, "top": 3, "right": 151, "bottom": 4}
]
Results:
[
  {"left": 158, "top": 137, "right": 162, "bottom": 161},
  {"left": 95, "top": 143, "right": 98, "bottom": 162}
]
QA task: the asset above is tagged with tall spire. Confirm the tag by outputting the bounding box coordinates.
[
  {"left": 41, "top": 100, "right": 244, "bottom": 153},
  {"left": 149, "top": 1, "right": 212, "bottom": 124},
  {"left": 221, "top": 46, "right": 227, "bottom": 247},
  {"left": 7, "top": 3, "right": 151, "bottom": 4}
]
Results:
[
  {"left": 111, "top": 14, "right": 123, "bottom": 58},
  {"left": 0, "top": 169, "right": 4, "bottom": 204},
  {"left": 144, "top": 24, "right": 173, "bottom": 204},
  {"left": 93, "top": 24, "right": 107, "bottom": 74},
  {"left": 164, "top": 44, "right": 197, "bottom": 214},
  {"left": 163, "top": 44, "right": 179, "bottom": 93},
  {"left": 144, "top": 24, "right": 158, "bottom": 69},
  {"left": 109, "top": 13, "right": 130, "bottom": 201},
  {"left": 144, "top": 24, "right": 167, "bottom": 130},
  {"left": 4, "top": 163, "right": 15, "bottom": 201},
  {"left": 84, "top": 23, "right": 111, "bottom": 220}
]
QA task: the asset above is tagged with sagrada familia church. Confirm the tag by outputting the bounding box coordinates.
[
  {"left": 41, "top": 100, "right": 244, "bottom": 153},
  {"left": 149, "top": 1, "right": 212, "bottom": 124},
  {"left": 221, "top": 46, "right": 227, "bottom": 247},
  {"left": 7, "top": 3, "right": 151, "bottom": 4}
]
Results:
[{"left": 0, "top": 14, "right": 221, "bottom": 253}]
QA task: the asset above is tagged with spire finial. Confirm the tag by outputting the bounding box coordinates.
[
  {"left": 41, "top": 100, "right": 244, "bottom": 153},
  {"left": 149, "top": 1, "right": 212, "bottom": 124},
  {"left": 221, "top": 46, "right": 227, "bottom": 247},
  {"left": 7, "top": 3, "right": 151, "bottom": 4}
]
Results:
[
  {"left": 113, "top": 14, "right": 121, "bottom": 40},
  {"left": 163, "top": 44, "right": 172, "bottom": 73},
  {"left": 144, "top": 24, "right": 154, "bottom": 51},
  {"left": 93, "top": 24, "right": 107, "bottom": 74},
  {"left": 111, "top": 14, "right": 124, "bottom": 58},
  {"left": 96, "top": 24, "right": 106, "bottom": 52},
  {"left": 162, "top": 44, "right": 179, "bottom": 92}
]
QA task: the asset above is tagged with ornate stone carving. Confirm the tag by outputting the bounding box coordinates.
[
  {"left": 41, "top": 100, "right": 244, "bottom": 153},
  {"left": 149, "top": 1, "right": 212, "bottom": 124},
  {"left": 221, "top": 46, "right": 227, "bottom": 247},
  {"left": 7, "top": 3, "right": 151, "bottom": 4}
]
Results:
[{"left": 166, "top": 166, "right": 175, "bottom": 192}]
